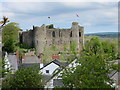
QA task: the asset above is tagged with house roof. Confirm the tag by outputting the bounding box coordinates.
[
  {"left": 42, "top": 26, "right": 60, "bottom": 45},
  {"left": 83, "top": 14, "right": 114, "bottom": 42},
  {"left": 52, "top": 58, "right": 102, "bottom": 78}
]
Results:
[
  {"left": 22, "top": 55, "right": 40, "bottom": 63},
  {"left": 108, "top": 71, "right": 118, "bottom": 78},
  {"left": 8, "top": 55, "right": 18, "bottom": 72},
  {"left": 42, "top": 75, "right": 52, "bottom": 83},
  {"left": 41, "top": 59, "right": 68, "bottom": 69},
  {"left": 19, "top": 63, "right": 40, "bottom": 69},
  {"left": 53, "top": 79, "right": 64, "bottom": 87}
]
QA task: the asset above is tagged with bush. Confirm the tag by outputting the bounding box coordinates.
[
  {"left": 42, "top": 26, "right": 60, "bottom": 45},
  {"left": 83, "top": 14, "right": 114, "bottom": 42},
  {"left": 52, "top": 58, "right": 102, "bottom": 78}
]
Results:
[
  {"left": 2, "top": 38, "right": 15, "bottom": 53},
  {"left": 2, "top": 66, "right": 44, "bottom": 88}
]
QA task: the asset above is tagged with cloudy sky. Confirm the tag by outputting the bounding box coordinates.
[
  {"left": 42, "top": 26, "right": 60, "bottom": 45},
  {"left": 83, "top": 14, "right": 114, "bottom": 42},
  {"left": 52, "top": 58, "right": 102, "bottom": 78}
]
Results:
[{"left": 0, "top": 0, "right": 118, "bottom": 34}]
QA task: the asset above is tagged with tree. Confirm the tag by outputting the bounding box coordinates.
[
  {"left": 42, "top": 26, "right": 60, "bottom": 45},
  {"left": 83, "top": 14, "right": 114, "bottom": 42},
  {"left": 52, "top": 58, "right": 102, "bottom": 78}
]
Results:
[
  {"left": 51, "top": 45, "right": 57, "bottom": 51},
  {"left": 2, "top": 38, "right": 15, "bottom": 53},
  {"left": 2, "top": 22, "right": 20, "bottom": 53},
  {"left": 0, "top": 16, "right": 9, "bottom": 29},
  {"left": 2, "top": 66, "right": 44, "bottom": 88},
  {"left": 61, "top": 37, "right": 116, "bottom": 88},
  {"left": 84, "top": 37, "right": 103, "bottom": 55},
  {"left": 2, "top": 22, "right": 20, "bottom": 43},
  {"left": 102, "top": 41, "right": 118, "bottom": 60},
  {"left": 70, "top": 41, "right": 76, "bottom": 52},
  {"left": 63, "top": 43, "right": 67, "bottom": 51},
  {"left": 1, "top": 57, "right": 12, "bottom": 78},
  {"left": 46, "top": 24, "right": 54, "bottom": 29}
]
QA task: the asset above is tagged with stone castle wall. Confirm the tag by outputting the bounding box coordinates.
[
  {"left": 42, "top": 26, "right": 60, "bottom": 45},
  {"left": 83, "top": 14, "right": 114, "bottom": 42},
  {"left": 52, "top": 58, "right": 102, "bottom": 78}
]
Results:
[
  {"left": 21, "top": 22, "right": 84, "bottom": 55},
  {"left": 22, "top": 30, "right": 34, "bottom": 47}
]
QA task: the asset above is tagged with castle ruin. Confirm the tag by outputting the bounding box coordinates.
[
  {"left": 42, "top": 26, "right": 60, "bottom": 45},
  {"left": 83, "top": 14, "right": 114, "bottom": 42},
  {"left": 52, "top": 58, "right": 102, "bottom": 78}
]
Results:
[{"left": 20, "top": 22, "right": 84, "bottom": 55}]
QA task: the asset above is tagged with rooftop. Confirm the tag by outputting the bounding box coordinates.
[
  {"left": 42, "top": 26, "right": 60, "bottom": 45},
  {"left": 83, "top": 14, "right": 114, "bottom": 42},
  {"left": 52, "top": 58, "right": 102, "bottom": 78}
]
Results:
[{"left": 22, "top": 55, "right": 40, "bottom": 64}]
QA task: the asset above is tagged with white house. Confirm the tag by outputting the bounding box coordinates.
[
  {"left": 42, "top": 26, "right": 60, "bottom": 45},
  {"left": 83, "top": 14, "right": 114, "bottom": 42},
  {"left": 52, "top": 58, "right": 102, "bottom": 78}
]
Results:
[
  {"left": 40, "top": 59, "right": 68, "bottom": 75},
  {"left": 44, "top": 59, "right": 80, "bottom": 88}
]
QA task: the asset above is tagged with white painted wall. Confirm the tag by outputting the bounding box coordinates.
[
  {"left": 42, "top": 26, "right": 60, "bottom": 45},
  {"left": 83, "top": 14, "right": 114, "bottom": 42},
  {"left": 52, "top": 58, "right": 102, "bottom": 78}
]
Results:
[
  {"left": 45, "top": 59, "right": 81, "bottom": 88},
  {"left": 4, "top": 52, "right": 11, "bottom": 70},
  {"left": 111, "top": 72, "right": 118, "bottom": 87},
  {"left": 41, "top": 62, "right": 59, "bottom": 75}
]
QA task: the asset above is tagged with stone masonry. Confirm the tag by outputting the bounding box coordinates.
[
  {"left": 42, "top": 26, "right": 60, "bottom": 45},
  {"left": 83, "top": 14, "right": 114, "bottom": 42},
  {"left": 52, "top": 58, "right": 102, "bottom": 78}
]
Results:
[{"left": 20, "top": 22, "right": 84, "bottom": 55}]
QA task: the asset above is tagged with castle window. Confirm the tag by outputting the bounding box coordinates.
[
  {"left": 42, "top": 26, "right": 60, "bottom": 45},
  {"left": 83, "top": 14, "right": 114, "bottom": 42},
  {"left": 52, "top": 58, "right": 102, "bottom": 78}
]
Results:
[
  {"left": 37, "top": 41, "right": 38, "bottom": 44},
  {"left": 52, "top": 31, "right": 55, "bottom": 37},
  {"left": 70, "top": 31, "right": 72, "bottom": 37},
  {"left": 79, "top": 32, "right": 81, "bottom": 37}
]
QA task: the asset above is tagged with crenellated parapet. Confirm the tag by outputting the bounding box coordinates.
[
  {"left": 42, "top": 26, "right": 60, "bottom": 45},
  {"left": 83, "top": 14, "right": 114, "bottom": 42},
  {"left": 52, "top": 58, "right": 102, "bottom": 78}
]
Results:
[{"left": 20, "top": 22, "right": 84, "bottom": 54}]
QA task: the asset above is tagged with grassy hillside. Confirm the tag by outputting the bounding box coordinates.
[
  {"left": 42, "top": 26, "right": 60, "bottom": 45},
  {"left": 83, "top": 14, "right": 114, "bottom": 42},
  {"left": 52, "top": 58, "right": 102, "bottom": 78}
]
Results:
[
  {"left": 84, "top": 35, "right": 118, "bottom": 44},
  {"left": 85, "top": 32, "right": 119, "bottom": 38}
]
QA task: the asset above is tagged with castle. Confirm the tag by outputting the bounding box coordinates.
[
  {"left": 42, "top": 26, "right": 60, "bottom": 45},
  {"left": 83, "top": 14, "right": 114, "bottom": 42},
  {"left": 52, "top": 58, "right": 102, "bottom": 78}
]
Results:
[{"left": 20, "top": 22, "right": 84, "bottom": 55}]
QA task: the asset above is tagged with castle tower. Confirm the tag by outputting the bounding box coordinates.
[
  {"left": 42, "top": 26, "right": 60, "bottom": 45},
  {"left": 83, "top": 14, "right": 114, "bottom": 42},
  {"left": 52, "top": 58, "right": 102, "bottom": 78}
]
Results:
[
  {"left": 34, "top": 24, "right": 46, "bottom": 55},
  {"left": 71, "top": 22, "right": 80, "bottom": 51},
  {"left": 79, "top": 26, "right": 84, "bottom": 50}
]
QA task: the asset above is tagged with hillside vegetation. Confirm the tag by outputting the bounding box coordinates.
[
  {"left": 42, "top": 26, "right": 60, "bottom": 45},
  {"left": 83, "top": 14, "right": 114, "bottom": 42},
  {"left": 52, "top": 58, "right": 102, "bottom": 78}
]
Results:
[{"left": 85, "top": 32, "right": 119, "bottom": 38}]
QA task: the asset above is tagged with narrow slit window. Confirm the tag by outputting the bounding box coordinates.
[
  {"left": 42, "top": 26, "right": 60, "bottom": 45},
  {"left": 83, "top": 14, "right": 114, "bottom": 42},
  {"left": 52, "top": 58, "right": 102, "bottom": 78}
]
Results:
[
  {"left": 79, "top": 32, "right": 81, "bottom": 37},
  {"left": 59, "top": 31, "right": 60, "bottom": 37},
  {"left": 70, "top": 31, "right": 72, "bottom": 37},
  {"left": 52, "top": 31, "right": 55, "bottom": 37}
]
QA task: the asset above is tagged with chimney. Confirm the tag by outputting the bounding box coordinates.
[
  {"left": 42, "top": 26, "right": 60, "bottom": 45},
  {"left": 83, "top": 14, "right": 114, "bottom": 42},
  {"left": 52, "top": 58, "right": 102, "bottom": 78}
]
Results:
[
  {"left": 38, "top": 53, "right": 42, "bottom": 59},
  {"left": 52, "top": 54, "right": 60, "bottom": 60},
  {"left": 22, "top": 55, "right": 25, "bottom": 62},
  {"left": 15, "top": 50, "right": 20, "bottom": 64},
  {"left": 39, "top": 53, "right": 43, "bottom": 68}
]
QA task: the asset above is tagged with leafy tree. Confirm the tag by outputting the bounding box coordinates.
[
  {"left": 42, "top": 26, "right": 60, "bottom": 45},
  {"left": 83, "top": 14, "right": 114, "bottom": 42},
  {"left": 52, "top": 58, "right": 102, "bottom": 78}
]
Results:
[
  {"left": 84, "top": 37, "right": 103, "bottom": 55},
  {"left": 2, "top": 38, "right": 15, "bottom": 53},
  {"left": 61, "top": 37, "right": 116, "bottom": 88},
  {"left": 63, "top": 43, "right": 67, "bottom": 51},
  {"left": 51, "top": 45, "right": 57, "bottom": 51},
  {"left": 1, "top": 57, "right": 12, "bottom": 78},
  {"left": 18, "top": 42, "right": 32, "bottom": 49},
  {"left": 2, "top": 22, "right": 20, "bottom": 53},
  {"left": 70, "top": 41, "right": 76, "bottom": 52},
  {"left": 2, "top": 66, "right": 44, "bottom": 88},
  {"left": 2, "top": 22, "right": 20, "bottom": 43},
  {"left": 46, "top": 24, "right": 54, "bottom": 29},
  {"left": 102, "top": 41, "right": 118, "bottom": 60}
]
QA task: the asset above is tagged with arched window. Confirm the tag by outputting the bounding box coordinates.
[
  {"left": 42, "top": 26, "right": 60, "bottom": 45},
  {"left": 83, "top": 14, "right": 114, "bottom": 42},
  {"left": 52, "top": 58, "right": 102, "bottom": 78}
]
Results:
[
  {"left": 52, "top": 31, "right": 55, "bottom": 37},
  {"left": 79, "top": 32, "right": 81, "bottom": 37},
  {"left": 70, "top": 31, "right": 72, "bottom": 37}
]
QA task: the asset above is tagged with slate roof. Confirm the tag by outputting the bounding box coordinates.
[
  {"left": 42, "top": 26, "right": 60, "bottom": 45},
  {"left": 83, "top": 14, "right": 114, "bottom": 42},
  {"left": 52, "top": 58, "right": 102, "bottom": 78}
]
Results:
[
  {"left": 0, "top": 42, "right": 2, "bottom": 47},
  {"left": 22, "top": 55, "right": 40, "bottom": 63},
  {"left": 41, "top": 59, "right": 68, "bottom": 69},
  {"left": 42, "top": 75, "right": 52, "bottom": 83},
  {"left": 108, "top": 70, "right": 118, "bottom": 78},
  {"left": 8, "top": 55, "right": 18, "bottom": 72},
  {"left": 52, "top": 59, "right": 68, "bottom": 67},
  {"left": 53, "top": 79, "right": 64, "bottom": 87},
  {"left": 18, "top": 63, "right": 40, "bottom": 69}
]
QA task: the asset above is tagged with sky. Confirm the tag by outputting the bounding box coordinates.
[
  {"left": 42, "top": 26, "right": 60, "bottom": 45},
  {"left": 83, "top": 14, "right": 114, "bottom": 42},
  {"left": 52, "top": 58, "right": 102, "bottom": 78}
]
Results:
[{"left": 0, "top": 0, "right": 118, "bottom": 34}]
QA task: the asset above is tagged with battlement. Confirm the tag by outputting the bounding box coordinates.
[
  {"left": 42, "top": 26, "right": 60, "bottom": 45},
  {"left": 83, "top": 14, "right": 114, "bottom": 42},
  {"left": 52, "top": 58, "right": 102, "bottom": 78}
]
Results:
[
  {"left": 20, "top": 22, "right": 84, "bottom": 55},
  {"left": 72, "top": 22, "right": 78, "bottom": 25}
]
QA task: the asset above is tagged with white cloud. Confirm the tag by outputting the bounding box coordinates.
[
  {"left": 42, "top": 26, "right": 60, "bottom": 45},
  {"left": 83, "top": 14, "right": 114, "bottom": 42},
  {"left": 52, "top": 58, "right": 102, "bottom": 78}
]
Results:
[
  {"left": 61, "top": 2, "right": 94, "bottom": 8},
  {"left": 0, "top": 2, "right": 117, "bottom": 33},
  {"left": 83, "top": 23, "right": 92, "bottom": 27},
  {"left": 2, "top": 12, "right": 15, "bottom": 18},
  {"left": 1, "top": 0, "right": 119, "bottom": 2},
  {"left": 2, "top": 2, "right": 54, "bottom": 14}
]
